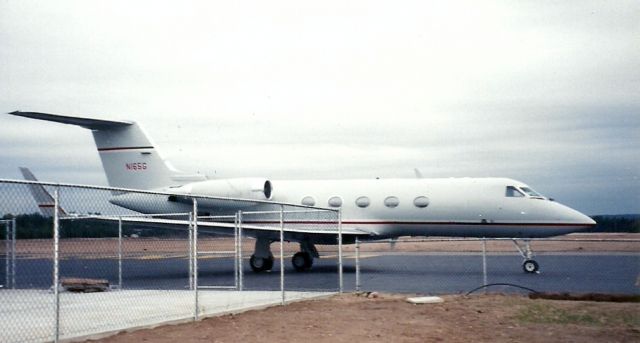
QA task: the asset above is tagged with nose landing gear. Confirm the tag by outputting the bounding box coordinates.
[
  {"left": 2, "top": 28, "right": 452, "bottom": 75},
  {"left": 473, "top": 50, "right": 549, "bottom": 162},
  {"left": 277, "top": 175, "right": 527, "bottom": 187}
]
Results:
[
  {"left": 522, "top": 259, "right": 539, "bottom": 273},
  {"left": 513, "top": 239, "right": 539, "bottom": 273}
]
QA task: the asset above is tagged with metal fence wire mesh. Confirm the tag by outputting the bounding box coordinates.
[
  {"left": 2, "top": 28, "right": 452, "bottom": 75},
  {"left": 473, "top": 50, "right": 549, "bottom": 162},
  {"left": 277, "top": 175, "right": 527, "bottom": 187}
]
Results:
[
  {"left": 348, "top": 238, "right": 640, "bottom": 295},
  {"left": 0, "top": 180, "right": 340, "bottom": 343},
  {"left": 1, "top": 179, "right": 638, "bottom": 342}
]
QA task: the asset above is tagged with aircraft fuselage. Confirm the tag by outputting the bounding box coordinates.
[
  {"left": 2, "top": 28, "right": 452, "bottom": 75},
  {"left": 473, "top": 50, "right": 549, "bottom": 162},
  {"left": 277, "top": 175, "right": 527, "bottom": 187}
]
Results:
[{"left": 110, "top": 177, "right": 596, "bottom": 240}]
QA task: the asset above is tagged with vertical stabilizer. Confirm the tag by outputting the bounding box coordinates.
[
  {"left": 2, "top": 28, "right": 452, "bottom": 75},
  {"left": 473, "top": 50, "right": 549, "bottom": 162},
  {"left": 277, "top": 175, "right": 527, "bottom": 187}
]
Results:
[
  {"left": 11, "top": 111, "right": 183, "bottom": 190},
  {"left": 91, "top": 122, "right": 180, "bottom": 189},
  {"left": 19, "top": 167, "right": 67, "bottom": 216}
]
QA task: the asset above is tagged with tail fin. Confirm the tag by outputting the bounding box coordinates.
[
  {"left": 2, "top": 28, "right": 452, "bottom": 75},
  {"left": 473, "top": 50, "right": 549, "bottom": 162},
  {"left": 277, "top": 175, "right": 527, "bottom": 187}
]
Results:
[
  {"left": 11, "top": 111, "right": 193, "bottom": 190},
  {"left": 19, "top": 167, "right": 67, "bottom": 216}
]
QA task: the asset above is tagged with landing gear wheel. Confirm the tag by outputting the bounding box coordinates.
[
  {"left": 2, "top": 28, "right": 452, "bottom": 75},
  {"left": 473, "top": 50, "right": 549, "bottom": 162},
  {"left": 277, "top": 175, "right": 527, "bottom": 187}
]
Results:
[
  {"left": 292, "top": 252, "right": 313, "bottom": 271},
  {"left": 522, "top": 259, "right": 539, "bottom": 273},
  {"left": 250, "top": 254, "right": 274, "bottom": 272}
]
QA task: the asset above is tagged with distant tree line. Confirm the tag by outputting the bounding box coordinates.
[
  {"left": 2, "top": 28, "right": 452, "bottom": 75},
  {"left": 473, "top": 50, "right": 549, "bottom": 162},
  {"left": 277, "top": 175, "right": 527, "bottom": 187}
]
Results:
[
  {"left": 1, "top": 213, "right": 638, "bottom": 239},
  {"left": 588, "top": 215, "right": 640, "bottom": 233},
  {"left": 0, "top": 213, "right": 159, "bottom": 239}
]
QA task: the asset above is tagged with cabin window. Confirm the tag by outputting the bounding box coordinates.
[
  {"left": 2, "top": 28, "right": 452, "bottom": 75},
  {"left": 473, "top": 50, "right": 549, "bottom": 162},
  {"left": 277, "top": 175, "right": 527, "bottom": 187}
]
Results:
[
  {"left": 413, "top": 196, "right": 430, "bottom": 208},
  {"left": 328, "top": 196, "right": 343, "bottom": 207},
  {"left": 301, "top": 196, "right": 316, "bottom": 206},
  {"left": 355, "top": 196, "right": 370, "bottom": 208},
  {"left": 505, "top": 186, "right": 524, "bottom": 197},
  {"left": 384, "top": 196, "right": 399, "bottom": 208}
]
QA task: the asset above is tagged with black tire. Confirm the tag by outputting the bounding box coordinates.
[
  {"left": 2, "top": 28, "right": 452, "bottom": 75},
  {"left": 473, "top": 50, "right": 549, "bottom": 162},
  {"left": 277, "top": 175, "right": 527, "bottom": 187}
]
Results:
[
  {"left": 250, "top": 254, "right": 274, "bottom": 272},
  {"left": 292, "top": 252, "right": 313, "bottom": 271},
  {"left": 264, "top": 255, "right": 274, "bottom": 270},
  {"left": 522, "top": 259, "right": 539, "bottom": 273}
]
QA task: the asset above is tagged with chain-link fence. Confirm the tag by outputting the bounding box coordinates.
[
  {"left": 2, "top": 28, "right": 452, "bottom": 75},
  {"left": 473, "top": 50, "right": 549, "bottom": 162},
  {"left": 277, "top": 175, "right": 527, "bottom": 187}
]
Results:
[
  {"left": 347, "top": 237, "right": 640, "bottom": 295},
  {"left": 236, "top": 208, "right": 343, "bottom": 294},
  {"left": 0, "top": 179, "right": 341, "bottom": 343},
  {"left": 2, "top": 178, "right": 638, "bottom": 342}
]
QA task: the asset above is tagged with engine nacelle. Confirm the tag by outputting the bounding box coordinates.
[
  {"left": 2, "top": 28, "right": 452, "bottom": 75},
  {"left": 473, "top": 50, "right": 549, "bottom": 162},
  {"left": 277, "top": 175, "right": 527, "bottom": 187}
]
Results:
[{"left": 174, "top": 178, "right": 273, "bottom": 201}]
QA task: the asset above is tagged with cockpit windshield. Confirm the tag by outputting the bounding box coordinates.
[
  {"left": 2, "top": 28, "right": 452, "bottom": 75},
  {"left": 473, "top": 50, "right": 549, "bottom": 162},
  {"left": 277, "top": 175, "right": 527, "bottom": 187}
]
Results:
[
  {"left": 505, "top": 185, "right": 545, "bottom": 199},
  {"left": 519, "top": 187, "right": 544, "bottom": 198},
  {"left": 505, "top": 186, "right": 524, "bottom": 197}
]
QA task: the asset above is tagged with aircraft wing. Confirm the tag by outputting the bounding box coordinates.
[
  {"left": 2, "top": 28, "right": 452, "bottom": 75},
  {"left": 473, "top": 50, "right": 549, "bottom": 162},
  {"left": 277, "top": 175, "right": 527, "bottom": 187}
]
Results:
[{"left": 69, "top": 215, "right": 375, "bottom": 239}]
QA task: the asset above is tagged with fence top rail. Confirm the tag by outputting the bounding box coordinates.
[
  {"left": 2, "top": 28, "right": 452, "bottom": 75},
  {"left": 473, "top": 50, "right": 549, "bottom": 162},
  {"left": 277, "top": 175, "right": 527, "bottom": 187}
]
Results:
[
  {"left": 236, "top": 209, "right": 336, "bottom": 215},
  {"left": 196, "top": 215, "right": 237, "bottom": 220},
  {"left": 364, "top": 237, "right": 640, "bottom": 243},
  {"left": 0, "top": 178, "right": 338, "bottom": 213},
  {"left": 60, "top": 212, "right": 193, "bottom": 220}
]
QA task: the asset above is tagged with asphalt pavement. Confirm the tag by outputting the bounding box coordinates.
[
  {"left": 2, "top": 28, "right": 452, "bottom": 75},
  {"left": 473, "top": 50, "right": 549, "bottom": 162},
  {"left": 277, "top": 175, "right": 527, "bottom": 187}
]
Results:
[{"left": 3, "top": 253, "right": 638, "bottom": 295}]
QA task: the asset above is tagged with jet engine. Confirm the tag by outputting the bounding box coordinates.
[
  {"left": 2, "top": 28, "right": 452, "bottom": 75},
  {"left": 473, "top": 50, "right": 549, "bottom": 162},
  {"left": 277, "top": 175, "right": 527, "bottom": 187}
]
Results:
[{"left": 173, "top": 178, "right": 273, "bottom": 200}]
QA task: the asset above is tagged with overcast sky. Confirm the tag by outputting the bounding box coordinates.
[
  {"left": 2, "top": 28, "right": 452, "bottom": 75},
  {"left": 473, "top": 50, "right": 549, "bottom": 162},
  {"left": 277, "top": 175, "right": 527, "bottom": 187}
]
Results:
[{"left": 0, "top": 0, "right": 638, "bottom": 215}]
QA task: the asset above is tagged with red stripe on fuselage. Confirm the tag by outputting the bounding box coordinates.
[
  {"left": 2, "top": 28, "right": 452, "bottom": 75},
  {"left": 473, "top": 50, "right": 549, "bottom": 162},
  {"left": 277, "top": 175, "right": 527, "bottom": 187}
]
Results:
[
  {"left": 232, "top": 220, "right": 595, "bottom": 227},
  {"left": 98, "top": 146, "right": 154, "bottom": 152}
]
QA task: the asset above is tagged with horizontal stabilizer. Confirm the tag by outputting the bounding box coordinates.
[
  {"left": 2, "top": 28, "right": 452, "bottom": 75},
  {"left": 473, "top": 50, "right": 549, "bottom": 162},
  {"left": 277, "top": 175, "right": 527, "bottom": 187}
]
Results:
[
  {"left": 10, "top": 110, "right": 181, "bottom": 189},
  {"left": 10, "top": 111, "right": 131, "bottom": 130},
  {"left": 19, "top": 167, "right": 67, "bottom": 216}
]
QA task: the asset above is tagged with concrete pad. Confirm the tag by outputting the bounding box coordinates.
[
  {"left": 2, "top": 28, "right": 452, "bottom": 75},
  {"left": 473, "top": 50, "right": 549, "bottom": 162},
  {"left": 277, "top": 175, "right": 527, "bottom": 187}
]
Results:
[{"left": 0, "top": 289, "right": 334, "bottom": 343}]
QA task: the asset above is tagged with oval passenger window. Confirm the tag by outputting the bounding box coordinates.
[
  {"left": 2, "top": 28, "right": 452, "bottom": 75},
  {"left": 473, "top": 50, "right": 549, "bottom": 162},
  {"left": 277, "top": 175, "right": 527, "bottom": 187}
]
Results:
[
  {"left": 301, "top": 196, "right": 315, "bottom": 206},
  {"left": 413, "top": 196, "right": 430, "bottom": 208},
  {"left": 384, "top": 196, "right": 399, "bottom": 208},
  {"left": 355, "top": 196, "right": 370, "bottom": 208},
  {"left": 328, "top": 196, "right": 343, "bottom": 207}
]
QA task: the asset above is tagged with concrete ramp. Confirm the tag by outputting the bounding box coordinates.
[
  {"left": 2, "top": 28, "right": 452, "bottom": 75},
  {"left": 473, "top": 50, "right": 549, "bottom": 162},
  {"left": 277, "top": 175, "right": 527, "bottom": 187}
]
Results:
[{"left": 0, "top": 290, "right": 334, "bottom": 343}]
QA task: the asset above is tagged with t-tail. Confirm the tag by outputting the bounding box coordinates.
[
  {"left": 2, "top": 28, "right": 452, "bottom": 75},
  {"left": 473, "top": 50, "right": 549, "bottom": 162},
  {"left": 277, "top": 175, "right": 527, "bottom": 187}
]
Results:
[
  {"left": 11, "top": 111, "right": 204, "bottom": 190},
  {"left": 19, "top": 167, "right": 67, "bottom": 216}
]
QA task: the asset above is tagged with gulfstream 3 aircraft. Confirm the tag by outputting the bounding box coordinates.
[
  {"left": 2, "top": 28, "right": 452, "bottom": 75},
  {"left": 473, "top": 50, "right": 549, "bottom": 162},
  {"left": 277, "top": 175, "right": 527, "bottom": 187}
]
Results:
[{"left": 10, "top": 111, "right": 596, "bottom": 273}]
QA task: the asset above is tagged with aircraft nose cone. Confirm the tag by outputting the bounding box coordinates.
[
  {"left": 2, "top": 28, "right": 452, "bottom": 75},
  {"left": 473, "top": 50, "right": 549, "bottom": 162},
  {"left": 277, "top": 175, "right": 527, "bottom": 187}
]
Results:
[
  {"left": 585, "top": 215, "right": 597, "bottom": 225},
  {"left": 581, "top": 214, "right": 597, "bottom": 226},
  {"left": 548, "top": 201, "right": 596, "bottom": 230},
  {"left": 571, "top": 209, "right": 597, "bottom": 228}
]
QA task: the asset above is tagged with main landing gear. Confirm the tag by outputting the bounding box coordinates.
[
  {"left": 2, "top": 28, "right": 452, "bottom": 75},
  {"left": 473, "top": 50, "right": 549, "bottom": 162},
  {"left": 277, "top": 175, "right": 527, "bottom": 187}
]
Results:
[
  {"left": 291, "top": 241, "right": 319, "bottom": 272},
  {"left": 249, "top": 238, "right": 319, "bottom": 273},
  {"left": 250, "top": 238, "right": 274, "bottom": 272},
  {"left": 292, "top": 252, "right": 313, "bottom": 271},
  {"left": 512, "top": 239, "right": 539, "bottom": 273},
  {"left": 249, "top": 254, "right": 274, "bottom": 272}
]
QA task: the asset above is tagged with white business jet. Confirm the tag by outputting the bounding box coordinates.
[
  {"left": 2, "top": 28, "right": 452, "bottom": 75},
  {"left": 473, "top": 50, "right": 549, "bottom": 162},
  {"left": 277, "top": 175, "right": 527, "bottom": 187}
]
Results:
[{"left": 9, "top": 111, "right": 596, "bottom": 273}]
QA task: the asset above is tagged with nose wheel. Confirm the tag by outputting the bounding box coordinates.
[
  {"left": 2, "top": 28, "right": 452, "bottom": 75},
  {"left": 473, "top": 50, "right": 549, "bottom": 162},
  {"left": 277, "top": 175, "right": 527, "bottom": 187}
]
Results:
[
  {"left": 513, "top": 240, "right": 540, "bottom": 274},
  {"left": 522, "top": 259, "right": 539, "bottom": 273}
]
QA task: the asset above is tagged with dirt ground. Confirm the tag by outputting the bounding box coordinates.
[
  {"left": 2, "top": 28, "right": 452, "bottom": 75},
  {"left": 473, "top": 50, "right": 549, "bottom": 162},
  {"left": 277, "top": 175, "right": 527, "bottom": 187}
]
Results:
[{"left": 92, "top": 293, "right": 639, "bottom": 343}]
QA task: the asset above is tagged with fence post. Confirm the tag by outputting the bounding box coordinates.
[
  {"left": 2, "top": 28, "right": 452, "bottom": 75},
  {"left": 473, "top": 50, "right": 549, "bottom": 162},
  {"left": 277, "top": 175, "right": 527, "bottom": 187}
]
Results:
[
  {"left": 482, "top": 238, "right": 487, "bottom": 292},
  {"left": 338, "top": 209, "right": 343, "bottom": 293},
  {"left": 280, "top": 205, "right": 285, "bottom": 305},
  {"left": 118, "top": 216, "right": 123, "bottom": 290},
  {"left": 192, "top": 198, "right": 199, "bottom": 320},
  {"left": 53, "top": 188, "right": 60, "bottom": 343},
  {"left": 238, "top": 211, "right": 243, "bottom": 292},
  {"left": 355, "top": 237, "right": 360, "bottom": 292},
  {"left": 234, "top": 212, "right": 239, "bottom": 290},
  {"left": 188, "top": 212, "right": 193, "bottom": 291},
  {"left": 11, "top": 218, "right": 16, "bottom": 289},
  {"left": 4, "top": 220, "right": 9, "bottom": 289}
]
